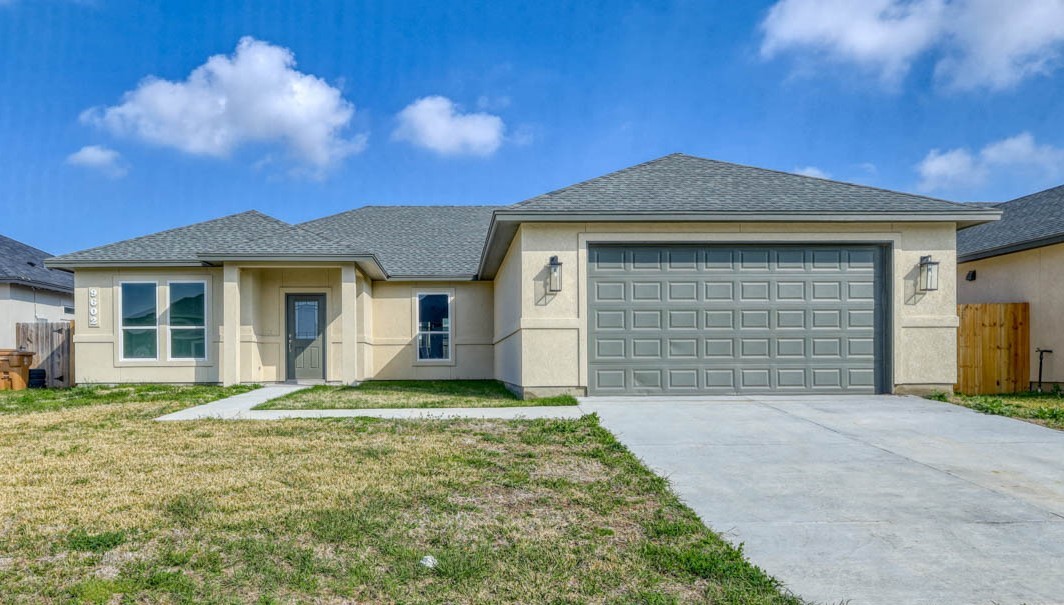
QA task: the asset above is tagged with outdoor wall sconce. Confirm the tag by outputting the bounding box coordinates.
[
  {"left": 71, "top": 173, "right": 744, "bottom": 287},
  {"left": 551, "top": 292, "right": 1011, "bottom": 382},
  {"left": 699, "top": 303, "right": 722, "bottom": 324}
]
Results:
[
  {"left": 965, "top": 270, "right": 977, "bottom": 282},
  {"left": 548, "top": 255, "right": 563, "bottom": 293},
  {"left": 919, "top": 255, "right": 940, "bottom": 292}
]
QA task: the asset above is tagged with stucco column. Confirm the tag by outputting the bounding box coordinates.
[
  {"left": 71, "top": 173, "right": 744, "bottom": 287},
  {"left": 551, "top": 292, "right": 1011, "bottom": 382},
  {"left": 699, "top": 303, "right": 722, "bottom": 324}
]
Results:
[
  {"left": 222, "top": 263, "right": 241, "bottom": 386},
  {"left": 340, "top": 263, "right": 359, "bottom": 385}
]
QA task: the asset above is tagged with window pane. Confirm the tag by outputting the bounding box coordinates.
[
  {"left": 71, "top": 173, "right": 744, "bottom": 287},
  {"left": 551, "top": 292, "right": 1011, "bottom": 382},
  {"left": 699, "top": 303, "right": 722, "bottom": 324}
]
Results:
[
  {"left": 417, "top": 333, "right": 449, "bottom": 360},
  {"left": 122, "top": 283, "right": 157, "bottom": 327},
  {"left": 294, "top": 301, "right": 319, "bottom": 339},
  {"left": 418, "top": 294, "right": 449, "bottom": 332},
  {"left": 171, "top": 328, "right": 206, "bottom": 359},
  {"left": 170, "top": 283, "right": 205, "bottom": 327},
  {"left": 123, "top": 328, "right": 157, "bottom": 359}
]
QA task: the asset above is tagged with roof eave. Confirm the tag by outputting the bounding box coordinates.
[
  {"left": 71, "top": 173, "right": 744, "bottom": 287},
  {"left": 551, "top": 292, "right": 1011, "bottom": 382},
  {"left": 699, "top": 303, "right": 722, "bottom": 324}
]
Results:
[
  {"left": 44, "top": 259, "right": 211, "bottom": 270},
  {"left": 0, "top": 277, "right": 74, "bottom": 294},
  {"left": 959, "top": 233, "right": 1064, "bottom": 263}
]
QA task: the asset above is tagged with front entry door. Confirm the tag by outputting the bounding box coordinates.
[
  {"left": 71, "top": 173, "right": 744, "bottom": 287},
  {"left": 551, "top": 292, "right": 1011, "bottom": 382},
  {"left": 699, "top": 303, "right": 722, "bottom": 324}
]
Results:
[{"left": 286, "top": 294, "right": 326, "bottom": 381}]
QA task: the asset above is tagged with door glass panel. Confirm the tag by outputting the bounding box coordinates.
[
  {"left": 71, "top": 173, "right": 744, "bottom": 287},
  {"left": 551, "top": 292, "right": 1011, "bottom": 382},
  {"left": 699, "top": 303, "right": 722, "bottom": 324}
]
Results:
[{"left": 295, "top": 300, "right": 318, "bottom": 339}]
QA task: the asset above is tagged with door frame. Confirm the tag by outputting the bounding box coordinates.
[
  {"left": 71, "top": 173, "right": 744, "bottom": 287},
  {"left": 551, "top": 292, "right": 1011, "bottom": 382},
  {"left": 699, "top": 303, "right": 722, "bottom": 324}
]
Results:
[{"left": 285, "top": 292, "right": 327, "bottom": 381}]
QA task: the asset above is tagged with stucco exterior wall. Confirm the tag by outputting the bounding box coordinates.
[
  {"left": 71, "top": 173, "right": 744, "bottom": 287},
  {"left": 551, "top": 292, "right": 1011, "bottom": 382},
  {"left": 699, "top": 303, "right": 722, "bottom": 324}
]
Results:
[
  {"left": 493, "top": 229, "right": 523, "bottom": 387},
  {"left": 958, "top": 242, "right": 1064, "bottom": 383},
  {"left": 73, "top": 267, "right": 223, "bottom": 384},
  {"left": 501, "top": 221, "right": 959, "bottom": 394},
  {"left": 368, "top": 281, "right": 494, "bottom": 380},
  {"left": 0, "top": 283, "right": 73, "bottom": 349}
]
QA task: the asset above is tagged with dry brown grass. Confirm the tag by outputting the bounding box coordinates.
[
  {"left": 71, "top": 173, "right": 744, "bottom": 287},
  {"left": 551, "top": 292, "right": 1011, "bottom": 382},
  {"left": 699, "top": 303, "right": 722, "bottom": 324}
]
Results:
[{"left": 0, "top": 391, "right": 800, "bottom": 604}]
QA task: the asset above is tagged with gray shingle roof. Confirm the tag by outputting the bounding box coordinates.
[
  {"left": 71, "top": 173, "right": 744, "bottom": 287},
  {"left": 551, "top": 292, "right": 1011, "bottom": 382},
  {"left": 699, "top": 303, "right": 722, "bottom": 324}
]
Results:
[
  {"left": 300, "top": 206, "right": 500, "bottom": 277},
  {"left": 957, "top": 185, "right": 1064, "bottom": 261},
  {"left": 198, "top": 223, "right": 364, "bottom": 257},
  {"left": 509, "top": 153, "right": 991, "bottom": 215},
  {"left": 0, "top": 234, "right": 73, "bottom": 292},
  {"left": 49, "top": 211, "right": 295, "bottom": 264},
  {"left": 47, "top": 153, "right": 999, "bottom": 278}
]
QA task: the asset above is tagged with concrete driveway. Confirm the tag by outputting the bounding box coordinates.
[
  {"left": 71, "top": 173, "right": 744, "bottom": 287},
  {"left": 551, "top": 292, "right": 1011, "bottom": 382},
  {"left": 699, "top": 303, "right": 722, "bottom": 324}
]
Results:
[{"left": 580, "top": 395, "right": 1064, "bottom": 605}]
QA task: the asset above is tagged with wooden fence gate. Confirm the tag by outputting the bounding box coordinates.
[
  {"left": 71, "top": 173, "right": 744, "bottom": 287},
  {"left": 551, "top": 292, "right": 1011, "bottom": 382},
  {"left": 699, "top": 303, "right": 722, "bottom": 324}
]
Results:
[
  {"left": 956, "top": 303, "right": 1029, "bottom": 395},
  {"left": 15, "top": 321, "right": 74, "bottom": 388}
]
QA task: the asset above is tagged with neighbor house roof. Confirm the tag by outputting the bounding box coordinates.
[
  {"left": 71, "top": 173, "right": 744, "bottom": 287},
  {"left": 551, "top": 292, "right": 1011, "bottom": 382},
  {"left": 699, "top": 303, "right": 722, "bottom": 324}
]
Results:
[
  {"left": 958, "top": 185, "right": 1064, "bottom": 262},
  {"left": 0, "top": 234, "right": 74, "bottom": 293},
  {"left": 47, "top": 153, "right": 1000, "bottom": 279}
]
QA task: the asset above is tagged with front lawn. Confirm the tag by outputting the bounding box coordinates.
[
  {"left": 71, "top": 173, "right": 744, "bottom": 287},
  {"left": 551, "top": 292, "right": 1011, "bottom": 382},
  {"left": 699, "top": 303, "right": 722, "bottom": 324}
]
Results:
[
  {"left": 0, "top": 391, "right": 799, "bottom": 604},
  {"left": 0, "top": 383, "right": 258, "bottom": 415},
  {"left": 256, "top": 379, "right": 579, "bottom": 410},
  {"left": 930, "top": 390, "right": 1064, "bottom": 430}
]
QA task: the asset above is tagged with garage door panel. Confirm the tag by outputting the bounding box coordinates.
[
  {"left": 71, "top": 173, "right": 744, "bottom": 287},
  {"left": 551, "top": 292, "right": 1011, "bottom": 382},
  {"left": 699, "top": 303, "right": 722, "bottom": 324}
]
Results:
[{"left": 589, "top": 244, "right": 884, "bottom": 395}]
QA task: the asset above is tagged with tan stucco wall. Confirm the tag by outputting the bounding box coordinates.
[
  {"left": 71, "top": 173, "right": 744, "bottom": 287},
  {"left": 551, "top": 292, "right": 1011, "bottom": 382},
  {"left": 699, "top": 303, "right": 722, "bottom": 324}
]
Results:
[
  {"left": 493, "top": 229, "right": 523, "bottom": 386},
  {"left": 958, "top": 242, "right": 1064, "bottom": 383},
  {"left": 0, "top": 283, "right": 73, "bottom": 349},
  {"left": 368, "top": 281, "right": 494, "bottom": 380},
  {"left": 498, "top": 221, "right": 960, "bottom": 393},
  {"left": 238, "top": 266, "right": 346, "bottom": 383},
  {"left": 72, "top": 267, "right": 223, "bottom": 384}
]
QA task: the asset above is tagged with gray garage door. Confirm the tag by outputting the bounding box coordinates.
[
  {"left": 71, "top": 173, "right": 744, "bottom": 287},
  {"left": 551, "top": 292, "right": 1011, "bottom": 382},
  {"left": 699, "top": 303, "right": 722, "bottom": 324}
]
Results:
[{"left": 588, "top": 244, "right": 886, "bottom": 395}]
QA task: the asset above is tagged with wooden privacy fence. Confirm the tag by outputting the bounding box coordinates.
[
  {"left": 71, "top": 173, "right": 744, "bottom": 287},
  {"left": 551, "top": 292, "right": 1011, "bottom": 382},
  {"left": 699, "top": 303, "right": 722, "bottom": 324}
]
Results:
[
  {"left": 956, "top": 303, "right": 1029, "bottom": 395},
  {"left": 15, "top": 321, "right": 74, "bottom": 388}
]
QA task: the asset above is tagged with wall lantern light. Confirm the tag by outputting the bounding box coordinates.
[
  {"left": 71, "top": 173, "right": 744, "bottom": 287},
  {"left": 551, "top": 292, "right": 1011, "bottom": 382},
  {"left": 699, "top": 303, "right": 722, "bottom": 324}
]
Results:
[
  {"left": 965, "top": 270, "right": 977, "bottom": 282},
  {"left": 919, "top": 255, "right": 940, "bottom": 292},
  {"left": 548, "top": 256, "right": 563, "bottom": 293}
]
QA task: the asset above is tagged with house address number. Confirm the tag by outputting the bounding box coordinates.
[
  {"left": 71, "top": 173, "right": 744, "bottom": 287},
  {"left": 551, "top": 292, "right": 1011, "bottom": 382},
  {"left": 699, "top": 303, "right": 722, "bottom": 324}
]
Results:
[{"left": 88, "top": 288, "right": 99, "bottom": 327}]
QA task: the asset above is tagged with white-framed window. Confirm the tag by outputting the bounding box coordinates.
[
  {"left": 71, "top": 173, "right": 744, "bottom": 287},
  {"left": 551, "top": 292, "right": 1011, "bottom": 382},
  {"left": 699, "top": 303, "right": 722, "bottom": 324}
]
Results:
[
  {"left": 416, "top": 292, "right": 451, "bottom": 361},
  {"left": 168, "top": 280, "right": 207, "bottom": 360},
  {"left": 119, "top": 281, "right": 158, "bottom": 360}
]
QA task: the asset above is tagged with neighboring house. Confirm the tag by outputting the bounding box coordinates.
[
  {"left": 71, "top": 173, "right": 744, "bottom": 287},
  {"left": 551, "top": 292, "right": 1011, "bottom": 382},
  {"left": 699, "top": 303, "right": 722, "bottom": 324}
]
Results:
[
  {"left": 0, "top": 234, "right": 75, "bottom": 349},
  {"left": 957, "top": 185, "right": 1064, "bottom": 386},
  {"left": 47, "top": 154, "right": 998, "bottom": 396}
]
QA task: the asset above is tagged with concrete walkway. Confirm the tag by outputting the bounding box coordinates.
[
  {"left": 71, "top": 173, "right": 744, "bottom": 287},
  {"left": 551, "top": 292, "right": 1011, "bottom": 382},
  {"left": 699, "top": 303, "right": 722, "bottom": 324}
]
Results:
[
  {"left": 581, "top": 395, "right": 1064, "bottom": 605},
  {"left": 155, "top": 384, "right": 583, "bottom": 421}
]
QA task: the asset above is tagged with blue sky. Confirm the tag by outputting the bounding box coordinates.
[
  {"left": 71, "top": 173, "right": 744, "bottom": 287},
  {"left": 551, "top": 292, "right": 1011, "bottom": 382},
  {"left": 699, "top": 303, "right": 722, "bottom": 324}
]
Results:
[{"left": 2, "top": 0, "right": 1063, "bottom": 255}]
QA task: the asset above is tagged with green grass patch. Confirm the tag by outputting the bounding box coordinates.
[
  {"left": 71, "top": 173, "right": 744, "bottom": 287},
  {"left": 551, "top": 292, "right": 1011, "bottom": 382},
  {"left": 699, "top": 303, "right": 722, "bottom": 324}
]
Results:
[
  {"left": 934, "top": 390, "right": 1064, "bottom": 430},
  {"left": 66, "top": 529, "right": 126, "bottom": 553},
  {"left": 255, "top": 379, "right": 579, "bottom": 410},
  {"left": 0, "top": 383, "right": 258, "bottom": 415}
]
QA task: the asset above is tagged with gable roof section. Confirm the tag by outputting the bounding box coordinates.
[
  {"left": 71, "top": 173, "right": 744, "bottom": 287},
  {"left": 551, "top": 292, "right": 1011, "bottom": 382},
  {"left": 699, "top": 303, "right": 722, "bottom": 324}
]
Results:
[
  {"left": 957, "top": 185, "right": 1064, "bottom": 262},
  {"left": 47, "top": 211, "right": 295, "bottom": 266},
  {"left": 0, "top": 234, "right": 73, "bottom": 293},
  {"left": 301, "top": 205, "right": 500, "bottom": 278},
  {"left": 478, "top": 153, "right": 1000, "bottom": 278},
  {"left": 507, "top": 153, "right": 997, "bottom": 217}
]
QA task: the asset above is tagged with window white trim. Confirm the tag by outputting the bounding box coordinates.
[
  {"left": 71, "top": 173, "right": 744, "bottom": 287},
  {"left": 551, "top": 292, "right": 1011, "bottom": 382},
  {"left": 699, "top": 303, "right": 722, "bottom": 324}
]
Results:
[
  {"left": 415, "top": 290, "right": 454, "bottom": 363},
  {"left": 166, "top": 279, "right": 209, "bottom": 362},
  {"left": 118, "top": 280, "right": 159, "bottom": 362}
]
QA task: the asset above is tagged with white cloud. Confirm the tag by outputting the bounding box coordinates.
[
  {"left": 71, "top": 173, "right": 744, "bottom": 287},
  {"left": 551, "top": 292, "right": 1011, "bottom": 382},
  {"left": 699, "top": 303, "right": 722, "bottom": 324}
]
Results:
[
  {"left": 794, "top": 166, "right": 830, "bottom": 179},
  {"left": 760, "top": 0, "right": 1064, "bottom": 91},
  {"left": 917, "top": 132, "right": 1064, "bottom": 192},
  {"left": 80, "top": 37, "right": 364, "bottom": 172},
  {"left": 66, "top": 145, "right": 128, "bottom": 178},
  {"left": 392, "top": 96, "right": 505, "bottom": 157}
]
